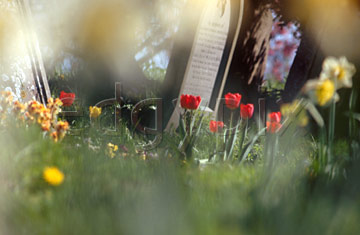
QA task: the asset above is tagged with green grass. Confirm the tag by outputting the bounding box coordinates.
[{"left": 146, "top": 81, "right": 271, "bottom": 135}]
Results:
[{"left": 1, "top": 114, "right": 360, "bottom": 235}]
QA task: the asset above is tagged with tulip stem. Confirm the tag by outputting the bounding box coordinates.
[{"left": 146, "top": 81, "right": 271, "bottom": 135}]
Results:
[
  {"left": 189, "top": 110, "right": 194, "bottom": 135},
  {"left": 215, "top": 133, "right": 219, "bottom": 161},
  {"left": 237, "top": 118, "right": 247, "bottom": 161},
  {"left": 184, "top": 110, "right": 191, "bottom": 136},
  {"left": 224, "top": 111, "right": 234, "bottom": 161},
  {"left": 229, "top": 110, "right": 234, "bottom": 131}
]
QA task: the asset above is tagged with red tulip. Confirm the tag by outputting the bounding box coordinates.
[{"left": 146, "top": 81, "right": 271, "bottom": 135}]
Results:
[
  {"left": 266, "top": 121, "right": 282, "bottom": 133},
  {"left": 268, "top": 112, "right": 281, "bottom": 123},
  {"left": 240, "top": 103, "right": 254, "bottom": 119},
  {"left": 59, "top": 91, "right": 75, "bottom": 107},
  {"left": 224, "top": 93, "right": 242, "bottom": 109},
  {"left": 180, "top": 94, "right": 201, "bottom": 110},
  {"left": 209, "top": 120, "right": 224, "bottom": 133}
]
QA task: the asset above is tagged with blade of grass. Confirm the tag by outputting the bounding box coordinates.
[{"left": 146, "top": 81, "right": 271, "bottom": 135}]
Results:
[{"left": 238, "top": 128, "right": 266, "bottom": 164}]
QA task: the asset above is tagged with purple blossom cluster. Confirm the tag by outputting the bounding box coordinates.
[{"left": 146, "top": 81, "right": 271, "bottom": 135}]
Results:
[{"left": 264, "top": 20, "right": 301, "bottom": 84}]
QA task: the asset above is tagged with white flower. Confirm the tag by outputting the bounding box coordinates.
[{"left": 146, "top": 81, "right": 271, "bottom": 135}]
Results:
[{"left": 320, "top": 56, "right": 356, "bottom": 89}]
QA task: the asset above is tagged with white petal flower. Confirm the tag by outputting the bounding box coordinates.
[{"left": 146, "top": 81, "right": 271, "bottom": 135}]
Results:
[{"left": 320, "top": 56, "right": 356, "bottom": 89}]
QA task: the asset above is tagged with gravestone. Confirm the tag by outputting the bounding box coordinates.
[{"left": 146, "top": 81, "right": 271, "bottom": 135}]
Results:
[
  {"left": 162, "top": 0, "right": 245, "bottom": 129},
  {"left": 0, "top": 0, "right": 50, "bottom": 104}
]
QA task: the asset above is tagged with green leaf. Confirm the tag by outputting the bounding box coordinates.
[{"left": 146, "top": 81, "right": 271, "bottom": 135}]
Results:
[
  {"left": 179, "top": 116, "right": 186, "bottom": 138},
  {"left": 238, "top": 128, "right": 266, "bottom": 163},
  {"left": 344, "top": 112, "right": 360, "bottom": 122},
  {"left": 237, "top": 119, "right": 247, "bottom": 159},
  {"left": 305, "top": 101, "right": 324, "bottom": 127},
  {"left": 227, "top": 119, "right": 241, "bottom": 161}
]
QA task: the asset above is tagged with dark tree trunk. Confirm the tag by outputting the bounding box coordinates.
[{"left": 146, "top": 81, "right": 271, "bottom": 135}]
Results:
[
  {"left": 282, "top": 28, "right": 323, "bottom": 103},
  {"left": 223, "top": 1, "right": 273, "bottom": 106}
]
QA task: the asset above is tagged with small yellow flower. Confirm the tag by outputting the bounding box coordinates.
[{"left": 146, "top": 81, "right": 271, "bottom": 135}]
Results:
[
  {"left": 47, "top": 98, "right": 63, "bottom": 115},
  {"left": 281, "top": 100, "right": 309, "bottom": 127},
  {"left": 47, "top": 98, "right": 54, "bottom": 105},
  {"left": 43, "top": 167, "right": 64, "bottom": 186},
  {"left": 53, "top": 121, "right": 69, "bottom": 140},
  {"left": 54, "top": 98, "right": 63, "bottom": 107},
  {"left": 20, "top": 90, "right": 26, "bottom": 99},
  {"left": 1, "top": 91, "right": 13, "bottom": 105},
  {"left": 280, "top": 100, "right": 300, "bottom": 117},
  {"left": 56, "top": 121, "right": 69, "bottom": 132},
  {"left": 13, "top": 101, "right": 26, "bottom": 113},
  {"left": 320, "top": 56, "right": 356, "bottom": 89},
  {"left": 316, "top": 79, "right": 336, "bottom": 106},
  {"left": 298, "top": 110, "right": 309, "bottom": 127},
  {"left": 89, "top": 106, "right": 102, "bottom": 119},
  {"left": 50, "top": 131, "right": 58, "bottom": 142},
  {"left": 27, "top": 100, "right": 43, "bottom": 115},
  {"left": 41, "top": 120, "right": 51, "bottom": 132},
  {"left": 1, "top": 91, "right": 12, "bottom": 97},
  {"left": 106, "top": 143, "right": 118, "bottom": 158},
  {"left": 25, "top": 111, "right": 35, "bottom": 121},
  {"left": 60, "top": 74, "right": 65, "bottom": 80},
  {"left": 37, "top": 109, "right": 51, "bottom": 124}
]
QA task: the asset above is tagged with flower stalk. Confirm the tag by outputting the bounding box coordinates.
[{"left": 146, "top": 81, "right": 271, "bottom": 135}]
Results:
[{"left": 327, "top": 100, "right": 336, "bottom": 163}]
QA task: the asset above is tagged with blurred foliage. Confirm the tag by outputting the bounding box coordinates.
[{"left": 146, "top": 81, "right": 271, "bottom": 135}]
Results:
[{"left": 0, "top": 98, "right": 359, "bottom": 234}]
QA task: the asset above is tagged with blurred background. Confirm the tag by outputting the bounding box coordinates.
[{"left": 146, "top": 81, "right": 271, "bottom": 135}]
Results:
[
  {"left": 1, "top": 0, "right": 360, "bottom": 103},
  {"left": 0, "top": 0, "right": 302, "bottom": 104}
]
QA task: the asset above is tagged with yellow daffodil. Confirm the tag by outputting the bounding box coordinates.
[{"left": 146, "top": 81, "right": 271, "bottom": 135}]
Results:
[
  {"left": 320, "top": 56, "right": 356, "bottom": 89},
  {"left": 280, "top": 100, "right": 309, "bottom": 127},
  {"left": 43, "top": 167, "right": 64, "bottom": 186},
  {"left": 304, "top": 79, "right": 339, "bottom": 106},
  {"left": 89, "top": 106, "right": 102, "bottom": 119},
  {"left": 316, "top": 79, "right": 336, "bottom": 106},
  {"left": 298, "top": 110, "right": 309, "bottom": 127},
  {"left": 280, "top": 100, "right": 301, "bottom": 117}
]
